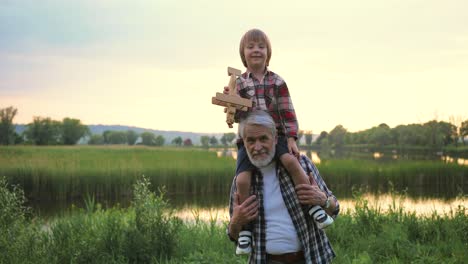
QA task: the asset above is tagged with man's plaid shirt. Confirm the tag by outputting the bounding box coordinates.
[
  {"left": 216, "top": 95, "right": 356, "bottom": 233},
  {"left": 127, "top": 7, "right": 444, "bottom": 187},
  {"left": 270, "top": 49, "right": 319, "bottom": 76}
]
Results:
[
  {"left": 234, "top": 70, "right": 299, "bottom": 139},
  {"left": 228, "top": 155, "right": 339, "bottom": 264}
]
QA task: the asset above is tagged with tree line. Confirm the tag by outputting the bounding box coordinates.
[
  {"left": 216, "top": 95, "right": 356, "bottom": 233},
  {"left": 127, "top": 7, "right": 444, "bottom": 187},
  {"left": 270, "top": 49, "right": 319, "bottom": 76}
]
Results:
[
  {"left": 0, "top": 106, "right": 185, "bottom": 146},
  {"left": 314, "top": 121, "right": 468, "bottom": 149},
  {"left": 1, "top": 106, "right": 467, "bottom": 149}
]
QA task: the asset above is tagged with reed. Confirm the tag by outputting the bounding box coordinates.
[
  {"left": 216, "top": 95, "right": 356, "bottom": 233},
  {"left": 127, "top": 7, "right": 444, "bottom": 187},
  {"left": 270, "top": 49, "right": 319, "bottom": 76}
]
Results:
[
  {"left": 1, "top": 176, "right": 466, "bottom": 264},
  {"left": 0, "top": 146, "right": 236, "bottom": 202},
  {"left": 318, "top": 158, "right": 467, "bottom": 199},
  {"left": 1, "top": 146, "right": 466, "bottom": 204}
]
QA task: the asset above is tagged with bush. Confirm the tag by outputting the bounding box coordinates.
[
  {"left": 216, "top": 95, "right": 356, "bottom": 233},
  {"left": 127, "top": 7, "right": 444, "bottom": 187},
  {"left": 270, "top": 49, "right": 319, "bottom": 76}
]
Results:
[
  {"left": 45, "top": 176, "right": 181, "bottom": 264},
  {"left": 126, "top": 176, "right": 181, "bottom": 263},
  {"left": 0, "top": 177, "right": 47, "bottom": 263}
]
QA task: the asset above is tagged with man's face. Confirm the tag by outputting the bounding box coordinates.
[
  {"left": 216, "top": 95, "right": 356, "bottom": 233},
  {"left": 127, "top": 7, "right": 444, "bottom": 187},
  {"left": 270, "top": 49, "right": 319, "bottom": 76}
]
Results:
[{"left": 243, "top": 124, "right": 276, "bottom": 168}]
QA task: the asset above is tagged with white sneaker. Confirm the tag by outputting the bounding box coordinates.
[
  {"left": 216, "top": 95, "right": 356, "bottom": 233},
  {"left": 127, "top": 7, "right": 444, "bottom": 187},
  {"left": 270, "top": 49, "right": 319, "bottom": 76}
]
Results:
[
  {"left": 236, "top": 230, "right": 252, "bottom": 255},
  {"left": 309, "top": 205, "right": 334, "bottom": 229}
]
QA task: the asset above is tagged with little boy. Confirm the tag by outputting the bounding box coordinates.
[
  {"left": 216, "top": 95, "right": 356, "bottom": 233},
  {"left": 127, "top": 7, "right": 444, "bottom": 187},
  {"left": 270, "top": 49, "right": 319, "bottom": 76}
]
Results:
[{"left": 226, "top": 29, "right": 333, "bottom": 255}]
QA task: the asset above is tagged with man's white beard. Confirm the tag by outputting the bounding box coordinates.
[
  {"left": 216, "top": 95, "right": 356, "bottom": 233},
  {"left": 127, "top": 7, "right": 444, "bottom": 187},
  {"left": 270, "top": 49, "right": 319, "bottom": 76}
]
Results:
[{"left": 247, "top": 145, "right": 275, "bottom": 168}]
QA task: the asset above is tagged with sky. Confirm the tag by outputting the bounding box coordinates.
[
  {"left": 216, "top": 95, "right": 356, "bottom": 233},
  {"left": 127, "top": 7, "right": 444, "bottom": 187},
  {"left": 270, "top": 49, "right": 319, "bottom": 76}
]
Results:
[{"left": 1, "top": 0, "right": 467, "bottom": 134}]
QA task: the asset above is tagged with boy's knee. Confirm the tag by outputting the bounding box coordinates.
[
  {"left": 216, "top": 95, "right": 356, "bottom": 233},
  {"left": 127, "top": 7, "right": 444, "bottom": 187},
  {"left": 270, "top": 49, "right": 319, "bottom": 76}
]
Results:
[
  {"left": 236, "top": 171, "right": 252, "bottom": 189},
  {"left": 280, "top": 153, "right": 297, "bottom": 166}
]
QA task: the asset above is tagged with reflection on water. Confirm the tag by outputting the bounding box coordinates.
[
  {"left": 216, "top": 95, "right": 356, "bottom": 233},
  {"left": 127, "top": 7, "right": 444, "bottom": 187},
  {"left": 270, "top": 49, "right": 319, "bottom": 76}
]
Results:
[
  {"left": 213, "top": 148, "right": 237, "bottom": 160},
  {"left": 338, "top": 194, "right": 466, "bottom": 216},
  {"left": 299, "top": 150, "right": 321, "bottom": 164},
  {"left": 173, "top": 194, "right": 467, "bottom": 225},
  {"left": 211, "top": 148, "right": 468, "bottom": 167},
  {"left": 27, "top": 148, "right": 466, "bottom": 218},
  {"left": 442, "top": 156, "right": 468, "bottom": 166}
]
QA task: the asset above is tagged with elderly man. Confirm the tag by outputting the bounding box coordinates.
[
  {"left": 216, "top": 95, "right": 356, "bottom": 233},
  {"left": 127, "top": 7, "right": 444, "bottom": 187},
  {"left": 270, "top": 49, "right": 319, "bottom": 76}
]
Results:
[{"left": 227, "top": 110, "right": 339, "bottom": 264}]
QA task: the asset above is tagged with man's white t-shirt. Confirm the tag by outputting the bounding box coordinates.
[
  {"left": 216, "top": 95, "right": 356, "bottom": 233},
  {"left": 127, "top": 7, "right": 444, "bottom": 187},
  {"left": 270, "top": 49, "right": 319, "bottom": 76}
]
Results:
[{"left": 261, "top": 161, "right": 301, "bottom": 254}]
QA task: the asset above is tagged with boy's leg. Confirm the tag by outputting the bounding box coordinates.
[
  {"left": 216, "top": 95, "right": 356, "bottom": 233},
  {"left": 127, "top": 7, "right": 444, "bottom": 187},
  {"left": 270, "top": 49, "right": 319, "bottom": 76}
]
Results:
[
  {"left": 235, "top": 143, "right": 255, "bottom": 255},
  {"left": 235, "top": 171, "right": 252, "bottom": 207},
  {"left": 275, "top": 136, "right": 309, "bottom": 186},
  {"left": 235, "top": 171, "right": 253, "bottom": 254},
  {"left": 309, "top": 205, "right": 334, "bottom": 229},
  {"left": 276, "top": 136, "right": 333, "bottom": 229},
  {"left": 279, "top": 153, "right": 309, "bottom": 186}
]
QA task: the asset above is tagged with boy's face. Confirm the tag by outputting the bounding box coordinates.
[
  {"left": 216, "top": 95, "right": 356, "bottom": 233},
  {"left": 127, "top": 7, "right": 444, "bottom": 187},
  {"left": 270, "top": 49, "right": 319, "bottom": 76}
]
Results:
[{"left": 244, "top": 40, "right": 268, "bottom": 70}]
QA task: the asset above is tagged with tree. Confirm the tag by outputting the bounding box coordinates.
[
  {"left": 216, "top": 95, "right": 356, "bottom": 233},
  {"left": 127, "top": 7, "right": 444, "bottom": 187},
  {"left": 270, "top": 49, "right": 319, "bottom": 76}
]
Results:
[
  {"left": 141, "top": 132, "right": 156, "bottom": 146},
  {"left": 171, "top": 136, "right": 183, "bottom": 146},
  {"left": 126, "top": 130, "right": 139, "bottom": 145},
  {"left": 0, "top": 106, "right": 18, "bottom": 145},
  {"left": 14, "top": 132, "right": 23, "bottom": 144},
  {"left": 328, "top": 125, "right": 347, "bottom": 148},
  {"left": 183, "top": 138, "right": 193, "bottom": 146},
  {"left": 422, "top": 121, "right": 456, "bottom": 148},
  {"left": 220, "top": 135, "right": 227, "bottom": 146},
  {"left": 297, "top": 130, "right": 304, "bottom": 146},
  {"left": 461, "top": 120, "right": 468, "bottom": 146},
  {"left": 209, "top": 136, "right": 218, "bottom": 146},
  {"left": 200, "top": 136, "right": 210, "bottom": 148},
  {"left": 103, "top": 130, "right": 112, "bottom": 144},
  {"left": 316, "top": 131, "right": 328, "bottom": 145},
  {"left": 437, "top": 121, "right": 457, "bottom": 146},
  {"left": 61, "top": 118, "right": 89, "bottom": 145},
  {"left": 368, "top": 123, "right": 393, "bottom": 147},
  {"left": 220, "top": 132, "right": 236, "bottom": 147},
  {"left": 24, "top": 117, "right": 62, "bottom": 145},
  {"left": 88, "top": 134, "right": 105, "bottom": 145},
  {"left": 154, "top": 135, "right": 165, "bottom": 146},
  {"left": 107, "top": 131, "right": 127, "bottom": 144},
  {"left": 304, "top": 131, "right": 313, "bottom": 146}
]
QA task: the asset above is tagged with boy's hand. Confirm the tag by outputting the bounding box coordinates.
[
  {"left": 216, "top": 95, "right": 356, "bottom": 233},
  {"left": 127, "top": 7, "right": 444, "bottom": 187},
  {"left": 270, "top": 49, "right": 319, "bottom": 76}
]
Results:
[
  {"left": 287, "top": 137, "right": 300, "bottom": 158},
  {"left": 223, "top": 86, "right": 230, "bottom": 95}
]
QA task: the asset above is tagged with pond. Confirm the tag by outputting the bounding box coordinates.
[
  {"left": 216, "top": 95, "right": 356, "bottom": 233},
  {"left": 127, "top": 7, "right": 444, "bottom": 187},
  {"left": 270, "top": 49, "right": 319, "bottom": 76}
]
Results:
[
  {"left": 1, "top": 146, "right": 465, "bottom": 218},
  {"left": 20, "top": 147, "right": 466, "bottom": 219}
]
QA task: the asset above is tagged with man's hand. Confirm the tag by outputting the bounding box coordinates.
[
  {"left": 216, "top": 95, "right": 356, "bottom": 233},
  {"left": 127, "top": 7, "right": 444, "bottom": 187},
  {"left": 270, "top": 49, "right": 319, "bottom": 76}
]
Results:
[
  {"left": 295, "top": 173, "right": 327, "bottom": 206},
  {"left": 287, "top": 137, "right": 300, "bottom": 158},
  {"left": 229, "top": 193, "right": 258, "bottom": 239}
]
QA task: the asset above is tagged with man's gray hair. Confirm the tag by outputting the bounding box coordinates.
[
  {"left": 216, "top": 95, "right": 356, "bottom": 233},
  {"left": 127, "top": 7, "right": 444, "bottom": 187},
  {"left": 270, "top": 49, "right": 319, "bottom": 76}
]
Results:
[{"left": 239, "top": 110, "right": 277, "bottom": 138}]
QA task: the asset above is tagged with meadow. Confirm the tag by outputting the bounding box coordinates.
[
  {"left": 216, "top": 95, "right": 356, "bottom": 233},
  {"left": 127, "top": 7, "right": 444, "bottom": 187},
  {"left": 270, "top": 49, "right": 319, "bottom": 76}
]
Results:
[
  {"left": 0, "top": 146, "right": 236, "bottom": 204},
  {"left": 1, "top": 176, "right": 466, "bottom": 264},
  {"left": 1, "top": 145, "right": 466, "bottom": 207},
  {"left": 1, "top": 146, "right": 467, "bottom": 263}
]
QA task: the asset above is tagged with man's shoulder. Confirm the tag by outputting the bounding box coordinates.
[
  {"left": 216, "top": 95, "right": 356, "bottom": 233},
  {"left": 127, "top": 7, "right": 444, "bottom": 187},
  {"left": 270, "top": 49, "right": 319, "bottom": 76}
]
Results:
[{"left": 298, "top": 155, "right": 314, "bottom": 169}]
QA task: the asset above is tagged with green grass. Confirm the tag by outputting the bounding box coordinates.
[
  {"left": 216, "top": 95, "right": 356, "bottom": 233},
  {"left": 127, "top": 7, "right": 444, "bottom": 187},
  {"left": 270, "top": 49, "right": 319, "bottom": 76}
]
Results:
[
  {"left": 1, "top": 145, "right": 466, "bottom": 209},
  {"left": 0, "top": 146, "right": 236, "bottom": 201},
  {"left": 318, "top": 158, "right": 467, "bottom": 199},
  {"left": 1, "top": 176, "right": 466, "bottom": 264}
]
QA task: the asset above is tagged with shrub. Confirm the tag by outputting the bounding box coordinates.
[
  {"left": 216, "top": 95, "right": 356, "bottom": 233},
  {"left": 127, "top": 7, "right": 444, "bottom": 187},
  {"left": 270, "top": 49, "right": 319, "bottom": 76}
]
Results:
[{"left": 0, "top": 177, "right": 47, "bottom": 263}]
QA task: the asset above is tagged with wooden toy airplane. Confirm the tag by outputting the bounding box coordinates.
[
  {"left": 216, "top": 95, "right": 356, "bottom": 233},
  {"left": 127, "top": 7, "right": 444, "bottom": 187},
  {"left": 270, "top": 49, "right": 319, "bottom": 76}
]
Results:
[{"left": 212, "top": 67, "right": 252, "bottom": 128}]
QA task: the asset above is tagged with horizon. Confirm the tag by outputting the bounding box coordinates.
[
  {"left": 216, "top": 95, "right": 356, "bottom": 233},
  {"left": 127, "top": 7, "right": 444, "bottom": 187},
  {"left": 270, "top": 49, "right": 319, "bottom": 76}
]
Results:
[
  {"left": 12, "top": 116, "right": 463, "bottom": 135},
  {"left": 1, "top": 1, "right": 467, "bottom": 134}
]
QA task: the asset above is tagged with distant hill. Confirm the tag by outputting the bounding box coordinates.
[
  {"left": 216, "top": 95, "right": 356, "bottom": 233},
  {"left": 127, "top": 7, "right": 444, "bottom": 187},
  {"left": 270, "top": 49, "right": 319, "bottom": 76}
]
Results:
[
  {"left": 14, "top": 124, "right": 224, "bottom": 145},
  {"left": 14, "top": 124, "right": 317, "bottom": 145}
]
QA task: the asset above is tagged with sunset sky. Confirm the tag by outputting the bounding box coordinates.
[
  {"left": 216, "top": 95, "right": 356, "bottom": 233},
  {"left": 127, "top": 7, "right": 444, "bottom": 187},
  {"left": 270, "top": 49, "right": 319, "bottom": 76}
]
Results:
[{"left": 1, "top": 0, "right": 467, "bottom": 134}]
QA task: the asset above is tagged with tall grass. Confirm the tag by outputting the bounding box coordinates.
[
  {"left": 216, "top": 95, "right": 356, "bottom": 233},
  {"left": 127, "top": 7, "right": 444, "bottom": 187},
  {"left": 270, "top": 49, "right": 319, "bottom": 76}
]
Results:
[
  {"left": 1, "top": 176, "right": 466, "bottom": 264},
  {"left": 318, "top": 158, "right": 467, "bottom": 199},
  {"left": 0, "top": 146, "right": 236, "bottom": 202},
  {"left": 1, "top": 146, "right": 466, "bottom": 206}
]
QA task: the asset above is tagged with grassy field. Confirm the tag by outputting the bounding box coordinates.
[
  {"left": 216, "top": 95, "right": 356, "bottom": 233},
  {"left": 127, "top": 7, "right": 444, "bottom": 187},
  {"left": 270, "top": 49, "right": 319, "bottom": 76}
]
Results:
[
  {"left": 1, "top": 146, "right": 466, "bottom": 204},
  {"left": 1, "top": 176, "right": 466, "bottom": 264},
  {"left": 0, "top": 146, "right": 236, "bottom": 202}
]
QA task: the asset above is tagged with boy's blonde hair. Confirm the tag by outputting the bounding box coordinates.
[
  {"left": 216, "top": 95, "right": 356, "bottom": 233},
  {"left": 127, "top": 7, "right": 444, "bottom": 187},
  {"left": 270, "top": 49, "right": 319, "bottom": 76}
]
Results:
[{"left": 239, "top": 29, "right": 272, "bottom": 68}]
